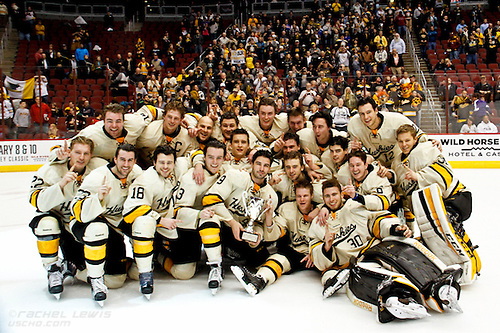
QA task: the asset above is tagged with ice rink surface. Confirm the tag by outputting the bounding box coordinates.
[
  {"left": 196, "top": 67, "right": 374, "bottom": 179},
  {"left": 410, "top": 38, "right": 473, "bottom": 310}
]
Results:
[{"left": 0, "top": 169, "right": 499, "bottom": 333}]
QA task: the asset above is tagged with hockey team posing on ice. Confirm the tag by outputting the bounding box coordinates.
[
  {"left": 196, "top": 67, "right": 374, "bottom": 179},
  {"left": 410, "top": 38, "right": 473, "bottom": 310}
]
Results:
[{"left": 28, "top": 98, "right": 481, "bottom": 323}]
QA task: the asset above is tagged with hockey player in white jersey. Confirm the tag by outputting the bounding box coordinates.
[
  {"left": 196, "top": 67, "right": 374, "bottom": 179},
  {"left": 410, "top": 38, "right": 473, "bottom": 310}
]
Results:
[
  {"left": 321, "top": 135, "right": 351, "bottom": 186},
  {"left": 277, "top": 132, "right": 332, "bottom": 180},
  {"left": 270, "top": 150, "right": 324, "bottom": 205},
  {"left": 199, "top": 149, "right": 278, "bottom": 294},
  {"left": 382, "top": 124, "right": 481, "bottom": 284},
  {"left": 54, "top": 103, "right": 163, "bottom": 165},
  {"left": 29, "top": 136, "right": 95, "bottom": 299},
  {"left": 122, "top": 145, "right": 189, "bottom": 298},
  {"left": 343, "top": 150, "right": 395, "bottom": 211},
  {"left": 136, "top": 101, "right": 198, "bottom": 166},
  {"left": 297, "top": 111, "right": 344, "bottom": 158},
  {"left": 348, "top": 97, "right": 428, "bottom": 167},
  {"left": 155, "top": 140, "right": 227, "bottom": 282},
  {"left": 70, "top": 144, "right": 143, "bottom": 305},
  {"left": 231, "top": 181, "right": 316, "bottom": 295},
  {"left": 309, "top": 179, "right": 464, "bottom": 323},
  {"left": 239, "top": 97, "right": 289, "bottom": 146}
]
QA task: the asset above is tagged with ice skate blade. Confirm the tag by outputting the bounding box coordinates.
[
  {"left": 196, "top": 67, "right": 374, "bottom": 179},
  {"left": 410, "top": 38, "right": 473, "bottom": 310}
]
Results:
[
  {"left": 231, "top": 266, "right": 257, "bottom": 296},
  {"left": 439, "top": 285, "right": 463, "bottom": 313},
  {"left": 96, "top": 300, "right": 105, "bottom": 307},
  {"left": 385, "top": 297, "right": 429, "bottom": 320},
  {"left": 210, "top": 288, "right": 219, "bottom": 296},
  {"left": 52, "top": 293, "right": 61, "bottom": 300},
  {"left": 143, "top": 294, "right": 151, "bottom": 300}
]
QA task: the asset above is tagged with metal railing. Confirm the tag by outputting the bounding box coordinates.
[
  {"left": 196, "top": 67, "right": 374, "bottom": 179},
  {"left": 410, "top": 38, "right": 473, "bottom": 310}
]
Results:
[
  {"left": 404, "top": 28, "right": 442, "bottom": 133},
  {"left": 25, "top": 1, "right": 125, "bottom": 20},
  {"left": 0, "top": 18, "right": 12, "bottom": 65},
  {"left": 145, "top": 3, "right": 234, "bottom": 21}
]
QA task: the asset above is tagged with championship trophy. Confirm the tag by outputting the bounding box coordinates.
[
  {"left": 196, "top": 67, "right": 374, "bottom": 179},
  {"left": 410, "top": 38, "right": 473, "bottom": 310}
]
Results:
[{"left": 241, "top": 191, "right": 271, "bottom": 243}]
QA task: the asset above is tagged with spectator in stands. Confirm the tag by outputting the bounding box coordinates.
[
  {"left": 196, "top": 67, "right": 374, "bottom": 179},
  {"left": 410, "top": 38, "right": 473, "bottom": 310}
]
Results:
[
  {"left": 29, "top": 96, "right": 50, "bottom": 134},
  {"left": 427, "top": 25, "right": 438, "bottom": 51},
  {"left": 387, "top": 48, "right": 404, "bottom": 77},
  {"left": 472, "top": 93, "right": 491, "bottom": 125},
  {"left": 485, "top": 36, "right": 498, "bottom": 64},
  {"left": 438, "top": 78, "right": 458, "bottom": 105},
  {"left": 465, "top": 34, "right": 479, "bottom": 66},
  {"left": 34, "top": 19, "right": 45, "bottom": 41},
  {"left": 476, "top": 114, "right": 498, "bottom": 133},
  {"left": 451, "top": 89, "right": 473, "bottom": 133},
  {"left": 147, "top": 74, "right": 161, "bottom": 99},
  {"left": 389, "top": 33, "right": 405, "bottom": 55},
  {"left": 1, "top": 98, "right": 14, "bottom": 133},
  {"left": 34, "top": 75, "right": 49, "bottom": 103},
  {"left": 13, "top": 101, "right": 30, "bottom": 138},
  {"left": 24, "top": 6, "right": 35, "bottom": 27},
  {"left": 298, "top": 82, "right": 317, "bottom": 111},
  {"left": 48, "top": 123, "right": 59, "bottom": 139},
  {"left": 65, "top": 104, "right": 85, "bottom": 131},
  {"left": 475, "top": 75, "right": 493, "bottom": 103},
  {"left": 137, "top": 57, "right": 150, "bottom": 76},
  {"left": 80, "top": 99, "right": 95, "bottom": 120},
  {"left": 0, "top": 2, "right": 8, "bottom": 28},
  {"left": 111, "top": 67, "right": 129, "bottom": 97},
  {"left": 151, "top": 54, "right": 164, "bottom": 76},
  {"left": 447, "top": 32, "right": 460, "bottom": 60},
  {"left": 49, "top": 102, "right": 62, "bottom": 119},
  {"left": 104, "top": 11, "right": 114, "bottom": 31},
  {"left": 460, "top": 117, "right": 477, "bottom": 134}
]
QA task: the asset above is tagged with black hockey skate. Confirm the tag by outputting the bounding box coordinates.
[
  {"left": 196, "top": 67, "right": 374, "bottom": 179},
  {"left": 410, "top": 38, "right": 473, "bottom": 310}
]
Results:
[
  {"left": 90, "top": 276, "right": 108, "bottom": 306},
  {"left": 377, "top": 279, "right": 428, "bottom": 323},
  {"left": 139, "top": 271, "right": 154, "bottom": 300},
  {"left": 208, "top": 262, "right": 223, "bottom": 295},
  {"left": 231, "top": 265, "right": 267, "bottom": 296},
  {"left": 46, "top": 263, "right": 64, "bottom": 299},
  {"left": 323, "top": 269, "right": 350, "bottom": 299}
]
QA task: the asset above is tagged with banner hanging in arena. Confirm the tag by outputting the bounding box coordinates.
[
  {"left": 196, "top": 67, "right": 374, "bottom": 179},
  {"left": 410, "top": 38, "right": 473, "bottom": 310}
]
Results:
[{"left": 4, "top": 76, "right": 35, "bottom": 100}]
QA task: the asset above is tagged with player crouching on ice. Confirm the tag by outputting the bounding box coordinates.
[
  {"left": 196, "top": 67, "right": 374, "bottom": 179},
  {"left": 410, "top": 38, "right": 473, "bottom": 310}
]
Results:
[
  {"left": 308, "top": 179, "right": 464, "bottom": 323},
  {"left": 379, "top": 124, "right": 481, "bottom": 285}
]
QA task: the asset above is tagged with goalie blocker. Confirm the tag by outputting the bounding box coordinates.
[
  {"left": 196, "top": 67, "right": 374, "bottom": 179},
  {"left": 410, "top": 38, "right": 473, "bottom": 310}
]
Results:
[{"left": 411, "top": 184, "right": 481, "bottom": 285}]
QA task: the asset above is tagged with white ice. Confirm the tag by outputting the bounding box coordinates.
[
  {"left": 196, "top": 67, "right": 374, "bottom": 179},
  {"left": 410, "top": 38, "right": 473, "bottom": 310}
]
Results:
[{"left": 0, "top": 169, "right": 499, "bottom": 333}]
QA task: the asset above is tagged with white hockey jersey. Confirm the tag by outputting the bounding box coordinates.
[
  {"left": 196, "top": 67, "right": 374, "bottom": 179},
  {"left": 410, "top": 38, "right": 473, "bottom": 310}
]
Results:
[
  {"left": 347, "top": 112, "right": 427, "bottom": 167},
  {"left": 391, "top": 141, "right": 466, "bottom": 206},
  {"left": 122, "top": 158, "right": 190, "bottom": 224},
  {"left": 297, "top": 127, "right": 345, "bottom": 158},
  {"left": 264, "top": 201, "right": 313, "bottom": 255},
  {"left": 308, "top": 200, "right": 400, "bottom": 271},
  {"left": 29, "top": 159, "right": 97, "bottom": 223},
  {"left": 350, "top": 163, "right": 395, "bottom": 211},
  {"left": 239, "top": 113, "right": 289, "bottom": 146},
  {"left": 202, "top": 169, "right": 278, "bottom": 232},
  {"left": 172, "top": 167, "right": 223, "bottom": 230},
  {"left": 136, "top": 120, "right": 198, "bottom": 165},
  {"left": 73, "top": 106, "right": 162, "bottom": 162},
  {"left": 71, "top": 163, "right": 143, "bottom": 229}
]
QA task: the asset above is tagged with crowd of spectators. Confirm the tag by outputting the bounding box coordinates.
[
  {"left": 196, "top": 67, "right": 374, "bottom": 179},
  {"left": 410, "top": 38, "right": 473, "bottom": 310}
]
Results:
[{"left": 3, "top": 1, "right": 500, "bottom": 139}]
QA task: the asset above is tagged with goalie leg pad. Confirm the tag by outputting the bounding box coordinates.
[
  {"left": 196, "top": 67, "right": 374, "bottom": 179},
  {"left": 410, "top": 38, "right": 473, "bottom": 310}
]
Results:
[
  {"left": 347, "top": 262, "right": 426, "bottom": 323},
  {"left": 412, "top": 184, "right": 481, "bottom": 285}
]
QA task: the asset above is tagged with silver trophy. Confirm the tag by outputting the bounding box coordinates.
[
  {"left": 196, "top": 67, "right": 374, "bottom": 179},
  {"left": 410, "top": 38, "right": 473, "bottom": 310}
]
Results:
[{"left": 241, "top": 191, "right": 271, "bottom": 243}]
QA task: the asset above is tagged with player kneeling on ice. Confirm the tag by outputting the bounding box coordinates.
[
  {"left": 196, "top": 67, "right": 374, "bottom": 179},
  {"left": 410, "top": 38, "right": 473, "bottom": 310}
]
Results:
[
  {"left": 29, "top": 136, "right": 96, "bottom": 299},
  {"left": 199, "top": 149, "right": 278, "bottom": 295},
  {"left": 70, "top": 144, "right": 143, "bottom": 305},
  {"left": 231, "top": 180, "right": 316, "bottom": 295},
  {"left": 379, "top": 124, "right": 481, "bottom": 285},
  {"left": 122, "top": 145, "right": 190, "bottom": 299},
  {"left": 308, "top": 179, "right": 463, "bottom": 323}
]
